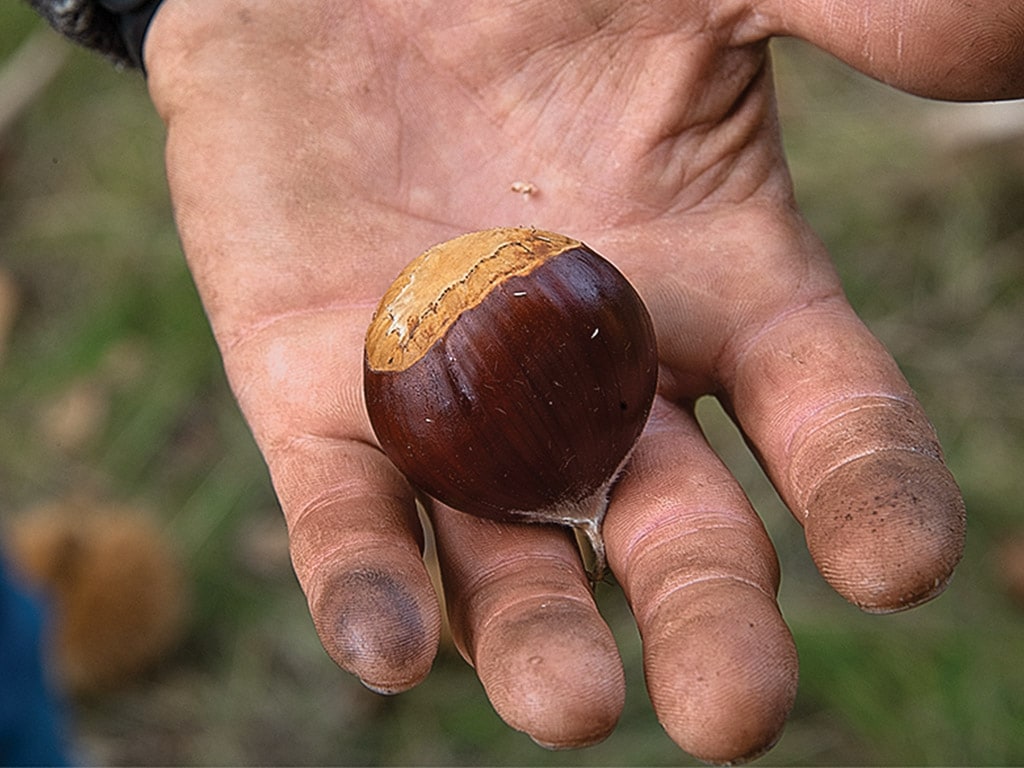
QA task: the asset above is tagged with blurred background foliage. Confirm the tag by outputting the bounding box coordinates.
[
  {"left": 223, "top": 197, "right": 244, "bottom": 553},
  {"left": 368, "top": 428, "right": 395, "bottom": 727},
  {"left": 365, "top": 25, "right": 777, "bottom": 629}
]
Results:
[{"left": 2, "top": 4, "right": 1024, "bottom": 765}]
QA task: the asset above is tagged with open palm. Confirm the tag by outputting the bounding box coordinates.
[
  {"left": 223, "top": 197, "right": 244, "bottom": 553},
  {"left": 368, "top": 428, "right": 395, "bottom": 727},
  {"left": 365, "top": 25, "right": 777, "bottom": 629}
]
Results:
[{"left": 143, "top": 0, "right": 1021, "bottom": 761}]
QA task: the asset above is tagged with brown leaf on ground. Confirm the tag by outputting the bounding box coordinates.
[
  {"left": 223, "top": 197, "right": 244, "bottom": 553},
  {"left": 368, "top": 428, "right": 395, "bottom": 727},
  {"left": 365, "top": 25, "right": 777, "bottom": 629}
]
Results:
[{"left": 4, "top": 498, "right": 190, "bottom": 697}]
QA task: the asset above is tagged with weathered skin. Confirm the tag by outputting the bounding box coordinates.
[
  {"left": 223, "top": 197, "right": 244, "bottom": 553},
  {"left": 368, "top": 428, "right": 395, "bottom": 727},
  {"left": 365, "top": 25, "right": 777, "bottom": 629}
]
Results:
[{"left": 144, "top": 0, "right": 1021, "bottom": 762}]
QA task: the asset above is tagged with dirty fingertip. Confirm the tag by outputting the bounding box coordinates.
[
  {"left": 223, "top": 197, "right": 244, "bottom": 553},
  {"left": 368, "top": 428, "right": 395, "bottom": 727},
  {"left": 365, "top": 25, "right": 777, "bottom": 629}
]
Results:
[
  {"left": 804, "top": 449, "right": 966, "bottom": 612},
  {"left": 473, "top": 598, "right": 625, "bottom": 749},
  {"left": 310, "top": 562, "right": 442, "bottom": 694}
]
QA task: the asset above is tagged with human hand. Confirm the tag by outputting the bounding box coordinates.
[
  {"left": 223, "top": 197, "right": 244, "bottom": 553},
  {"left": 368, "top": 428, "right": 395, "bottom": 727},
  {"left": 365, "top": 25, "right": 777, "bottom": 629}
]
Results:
[{"left": 142, "top": 0, "right": 1022, "bottom": 762}]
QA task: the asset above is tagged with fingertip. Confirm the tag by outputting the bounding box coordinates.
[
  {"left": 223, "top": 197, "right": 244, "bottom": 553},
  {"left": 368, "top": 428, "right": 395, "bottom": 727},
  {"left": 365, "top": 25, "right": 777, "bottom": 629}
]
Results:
[
  {"left": 433, "top": 509, "right": 625, "bottom": 749},
  {"left": 804, "top": 449, "right": 966, "bottom": 613},
  {"left": 644, "top": 584, "right": 798, "bottom": 765},
  {"left": 308, "top": 554, "right": 442, "bottom": 694},
  {"left": 269, "top": 440, "right": 442, "bottom": 693},
  {"left": 473, "top": 597, "right": 625, "bottom": 749},
  {"left": 605, "top": 403, "right": 796, "bottom": 762},
  {"left": 728, "top": 302, "right": 968, "bottom": 613}
]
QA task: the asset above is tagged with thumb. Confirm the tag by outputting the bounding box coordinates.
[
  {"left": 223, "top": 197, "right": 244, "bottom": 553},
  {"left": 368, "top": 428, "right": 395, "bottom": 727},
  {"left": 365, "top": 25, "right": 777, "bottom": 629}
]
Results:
[{"left": 759, "top": 0, "right": 1024, "bottom": 101}]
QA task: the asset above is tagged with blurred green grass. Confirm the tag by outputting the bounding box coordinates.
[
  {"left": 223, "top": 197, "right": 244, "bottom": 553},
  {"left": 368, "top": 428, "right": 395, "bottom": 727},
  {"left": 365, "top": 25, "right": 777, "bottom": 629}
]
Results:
[{"left": 2, "top": 4, "right": 1024, "bottom": 765}]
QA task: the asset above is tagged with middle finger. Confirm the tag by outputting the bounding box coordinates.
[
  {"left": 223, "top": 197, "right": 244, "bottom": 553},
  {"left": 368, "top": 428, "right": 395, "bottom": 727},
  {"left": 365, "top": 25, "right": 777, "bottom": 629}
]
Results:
[{"left": 604, "top": 398, "right": 799, "bottom": 763}]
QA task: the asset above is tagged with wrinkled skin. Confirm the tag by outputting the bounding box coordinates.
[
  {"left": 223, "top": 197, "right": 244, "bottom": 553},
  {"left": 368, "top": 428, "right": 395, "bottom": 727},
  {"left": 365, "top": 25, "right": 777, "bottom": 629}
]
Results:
[{"left": 144, "top": 1, "right": 1023, "bottom": 762}]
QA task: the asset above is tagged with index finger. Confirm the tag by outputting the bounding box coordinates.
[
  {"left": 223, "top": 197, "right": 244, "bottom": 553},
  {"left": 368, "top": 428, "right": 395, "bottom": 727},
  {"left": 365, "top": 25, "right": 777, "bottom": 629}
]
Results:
[
  {"left": 633, "top": 202, "right": 966, "bottom": 613},
  {"left": 725, "top": 293, "right": 966, "bottom": 612}
]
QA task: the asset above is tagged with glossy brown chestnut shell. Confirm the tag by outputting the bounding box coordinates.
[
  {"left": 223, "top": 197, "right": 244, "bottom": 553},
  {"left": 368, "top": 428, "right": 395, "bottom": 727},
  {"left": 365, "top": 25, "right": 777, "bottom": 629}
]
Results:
[{"left": 363, "top": 228, "right": 657, "bottom": 572}]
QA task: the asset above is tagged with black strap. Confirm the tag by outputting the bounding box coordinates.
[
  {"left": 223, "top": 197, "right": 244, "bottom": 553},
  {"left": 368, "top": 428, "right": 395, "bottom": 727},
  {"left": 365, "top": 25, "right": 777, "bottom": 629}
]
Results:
[{"left": 97, "top": 0, "right": 165, "bottom": 72}]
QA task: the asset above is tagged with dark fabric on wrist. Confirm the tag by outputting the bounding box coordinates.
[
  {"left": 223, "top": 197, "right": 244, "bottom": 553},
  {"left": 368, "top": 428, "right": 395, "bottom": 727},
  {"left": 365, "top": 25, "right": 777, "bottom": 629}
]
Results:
[
  {"left": 102, "top": 0, "right": 164, "bottom": 71},
  {"left": 24, "top": 0, "right": 164, "bottom": 72},
  {"left": 26, "top": 0, "right": 131, "bottom": 67}
]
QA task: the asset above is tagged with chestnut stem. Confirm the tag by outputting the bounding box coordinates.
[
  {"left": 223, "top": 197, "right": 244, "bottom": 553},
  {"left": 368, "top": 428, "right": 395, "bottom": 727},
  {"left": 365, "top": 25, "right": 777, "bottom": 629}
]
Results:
[
  {"left": 576, "top": 518, "right": 608, "bottom": 584},
  {"left": 515, "top": 484, "right": 612, "bottom": 583}
]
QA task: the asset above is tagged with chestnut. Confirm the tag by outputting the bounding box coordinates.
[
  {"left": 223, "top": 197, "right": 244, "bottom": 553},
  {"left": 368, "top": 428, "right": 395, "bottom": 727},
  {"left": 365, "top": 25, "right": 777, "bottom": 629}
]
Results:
[{"left": 363, "top": 227, "right": 657, "bottom": 575}]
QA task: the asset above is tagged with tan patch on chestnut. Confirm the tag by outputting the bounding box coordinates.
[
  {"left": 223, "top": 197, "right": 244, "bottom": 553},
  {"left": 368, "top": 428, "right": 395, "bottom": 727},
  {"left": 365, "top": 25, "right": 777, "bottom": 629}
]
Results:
[{"left": 366, "top": 227, "right": 581, "bottom": 372}]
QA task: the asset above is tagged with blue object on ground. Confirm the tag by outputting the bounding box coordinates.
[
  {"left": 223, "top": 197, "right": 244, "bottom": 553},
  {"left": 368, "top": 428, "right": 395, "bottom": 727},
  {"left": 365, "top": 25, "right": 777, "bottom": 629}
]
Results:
[{"left": 0, "top": 554, "right": 70, "bottom": 767}]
